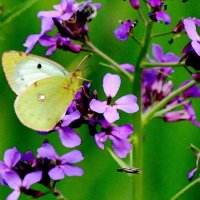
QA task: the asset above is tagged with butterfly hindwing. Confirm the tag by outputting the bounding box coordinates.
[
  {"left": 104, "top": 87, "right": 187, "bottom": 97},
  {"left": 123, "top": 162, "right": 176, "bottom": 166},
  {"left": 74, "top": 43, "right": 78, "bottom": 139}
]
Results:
[
  {"left": 14, "top": 76, "right": 76, "bottom": 131},
  {"left": 2, "top": 51, "right": 69, "bottom": 95}
]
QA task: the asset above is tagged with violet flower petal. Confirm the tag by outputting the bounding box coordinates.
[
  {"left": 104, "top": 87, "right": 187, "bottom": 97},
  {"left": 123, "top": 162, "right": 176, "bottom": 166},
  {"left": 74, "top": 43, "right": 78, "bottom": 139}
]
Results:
[
  {"left": 94, "top": 132, "right": 108, "bottom": 149},
  {"left": 103, "top": 73, "right": 121, "bottom": 98},
  {"left": 58, "top": 127, "right": 81, "bottom": 148},
  {"left": 37, "top": 143, "right": 58, "bottom": 160},
  {"left": 155, "top": 10, "right": 171, "bottom": 25},
  {"left": 112, "top": 124, "right": 134, "bottom": 139},
  {"left": 7, "top": 190, "right": 21, "bottom": 200},
  {"left": 188, "top": 167, "right": 198, "bottom": 181},
  {"left": 164, "top": 53, "right": 180, "bottom": 62},
  {"left": 148, "top": 0, "right": 161, "bottom": 7},
  {"left": 110, "top": 136, "right": 132, "bottom": 158},
  {"left": 61, "top": 165, "right": 84, "bottom": 176},
  {"left": 49, "top": 166, "right": 65, "bottom": 180},
  {"left": 61, "top": 150, "right": 83, "bottom": 164},
  {"left": 103, "top": 106, "right": 120, "bottom": 123},
  {"left": 120, "top": 63, "right": 135, "bottom": 72},
  {"left": 114, "top": 20, "right": 133, "bottom": 41},
  {"left": 62, "top": 110, "right": 81, "bottom": 127},
  {"left": 23, "top": 171, "right": 42, "bottom": 189},
  {"left": 4, "top": 147, "right": 21, "bottom": 168},
  {"left": 191, "top": 40, "right": 200, "bottom": 56},
  {"left": 89, "top": 99, "right": 107, "bottom": 114},
  {"left": 152, "top": 44, "right": 164, "bottom": 62},
  {"left": 115, "top": 94, "right": 139, "bottom": 113},
  {"left": 183, "top": 18, "right": 200, "bottom": 41},
  {"left": 4, "top": 171, "right": 21, "bottom": 190}
]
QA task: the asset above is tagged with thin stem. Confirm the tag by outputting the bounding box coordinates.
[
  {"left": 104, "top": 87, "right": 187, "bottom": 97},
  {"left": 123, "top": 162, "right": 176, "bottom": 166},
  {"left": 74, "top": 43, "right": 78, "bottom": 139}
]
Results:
[
  {"left": 170, "top": 178, "right": 200, "bottom": 200},
  {"left": 153, "top": 101, "right": 189, "bottom": 117},
  {"left": 151, "top": 31, "right": 173, "bottom": 38},
  {"left": 85, "top": 40, "right": 133, "bottom": 81},
  {"left": 141, "top": 61, "right": 185, "bottom": 68},
  {"left": 138, "top": 9, "right": 147, "bottom": 25},
  {"left": 142, "top": 80, "right": 196, "bottom": 125},
  {"left": 132, "top": 21, "right": 153, "bottom": 200},
  {"left": 131, "top": 35, "right": 143, "bottom": 46}
]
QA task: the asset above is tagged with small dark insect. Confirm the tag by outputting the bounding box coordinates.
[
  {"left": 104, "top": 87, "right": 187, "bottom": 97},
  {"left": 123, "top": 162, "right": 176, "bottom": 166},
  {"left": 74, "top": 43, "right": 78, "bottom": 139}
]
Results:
[
  {"left": 117, "top": 167, "right": 141, "bottom": 174},
  {"left": 77, "top": 3, "right": 97, "bottom": 22}
]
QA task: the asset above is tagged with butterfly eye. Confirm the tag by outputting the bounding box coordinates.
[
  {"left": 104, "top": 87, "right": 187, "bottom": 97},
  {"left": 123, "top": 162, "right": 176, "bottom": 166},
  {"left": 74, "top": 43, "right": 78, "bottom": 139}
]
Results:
[{"left": 37, "top": 63, "right": 42, "bottom": 69}]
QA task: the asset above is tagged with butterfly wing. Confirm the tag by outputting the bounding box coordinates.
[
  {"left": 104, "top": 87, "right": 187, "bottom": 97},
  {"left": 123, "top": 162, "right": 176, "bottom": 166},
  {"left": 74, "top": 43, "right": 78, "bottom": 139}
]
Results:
[
  {"left": 2, "top": 51, "right": 69, "bottom": 95},
  {"left": 14, "top": 76, "right": 76, "bottom": 131}
]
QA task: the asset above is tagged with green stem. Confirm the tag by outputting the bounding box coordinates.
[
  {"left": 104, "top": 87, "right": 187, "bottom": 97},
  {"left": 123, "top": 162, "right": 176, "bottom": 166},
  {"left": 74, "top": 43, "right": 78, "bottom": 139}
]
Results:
[
  {"left": 170, "top": 178, "right": 200, "bottom": 200},
  {"left": 131, "top": 35, "right": 143, "bottom": 46},
  {"left": 153, "top": 101, "right": 189, "bottom": 117},
  {"left": 142, "top": 80, "right": 196, "bottom": 125},
  {"left": 132, "top": 21, "right": 153, "bottom": 200},
  {"left": 85, "top": 40, "right": 133, "bottom": 81},
  {"left": 151, "top": 31, "right": 173, "bottom": 38},
  {"left": 141, "top": 61, "right": 185, "bottom": 68}
]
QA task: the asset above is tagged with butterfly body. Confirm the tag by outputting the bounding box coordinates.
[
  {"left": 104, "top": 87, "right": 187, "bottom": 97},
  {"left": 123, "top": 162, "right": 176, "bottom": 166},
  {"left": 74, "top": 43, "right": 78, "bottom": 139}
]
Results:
[{"left": 2, "top": 51, "right": 80, "bottom": 131}]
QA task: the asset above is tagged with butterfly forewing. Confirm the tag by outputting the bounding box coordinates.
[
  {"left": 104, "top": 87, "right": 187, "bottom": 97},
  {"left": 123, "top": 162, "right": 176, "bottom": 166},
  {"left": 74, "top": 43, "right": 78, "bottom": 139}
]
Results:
[
  {"left": 2, "top": 51, "right": 69, "bottom": 95},
  {"left": 14, "top": 76, "right": 76, "bottom": 131}
]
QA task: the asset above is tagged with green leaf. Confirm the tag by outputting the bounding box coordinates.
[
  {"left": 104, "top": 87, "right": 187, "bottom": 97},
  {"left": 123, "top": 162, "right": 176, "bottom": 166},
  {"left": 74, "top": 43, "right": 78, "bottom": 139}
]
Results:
[{"left": 0, "top": 0, "right": 39, "bottom": 29}]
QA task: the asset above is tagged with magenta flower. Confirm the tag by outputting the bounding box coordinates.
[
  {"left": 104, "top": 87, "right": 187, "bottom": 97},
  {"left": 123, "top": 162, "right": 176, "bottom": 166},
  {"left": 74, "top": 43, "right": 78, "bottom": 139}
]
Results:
[
  {"left": 38, "top": 0, "right": 79, "bottom": 21},
  {"left": 148, "top": 0, "right": 171, "bottom": 24},
  {"left": 182, "top": 18, "right": 200, "bottom": 56},
  {"left": 120, "top": 63, "right": 135, "bottom": 73},
  {"left": 24, "top": 0, "right": 101, "bottom": 55},
  {"left": 94, "top": 121, "right": 133, "bottom": 158},
  {"left": 0, "top": 147, "right": 21, "bottom": 181},
  {"left": 4, "top": 171, "right": 42, "bottom": 200},
  {"left": 114, "top": 20, "right": 137, "bottom": 41},
  {"left": 55, "top": 110, "right": 82, "bottom": 148},
  {"left": 37, "top": 143, "right": 84, "bottom": 180},
  {"left": 90, "top": 73, "right": 139, "bottom": 123},
  {"left": 24, "top": 17, "right": 54, "bottom": 53},
  {"left": 130, "top": 0, "right": 140, "bottom": 9}
]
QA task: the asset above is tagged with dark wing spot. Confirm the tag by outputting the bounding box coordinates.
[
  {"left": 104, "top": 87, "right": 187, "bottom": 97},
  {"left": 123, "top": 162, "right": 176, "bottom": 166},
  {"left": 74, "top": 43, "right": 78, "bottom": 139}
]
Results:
[
  {"left": 21, "top": 77, "right": 24, "bottom": 81},
  {"left": 37, "top": 63, "right": 42, "bottom": 69}
]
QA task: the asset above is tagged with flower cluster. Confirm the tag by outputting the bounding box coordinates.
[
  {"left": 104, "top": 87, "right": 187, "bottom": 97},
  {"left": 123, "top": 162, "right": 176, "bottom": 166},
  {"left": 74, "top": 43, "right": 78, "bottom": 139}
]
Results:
[
  {"left": 142, "top": 44, "right": 200, "bottom": 126},
  {"left": 24, "top": 0, "right": 101, "bottom": 56},
  {"left": 41, "top": 73, "right": 139, "bottom": 158},
  {"left": 0, "top": 144, "right": 83, "bottom": 199},
  {"left": 148, "top": 0, "right": 170, "bottom": 24}
]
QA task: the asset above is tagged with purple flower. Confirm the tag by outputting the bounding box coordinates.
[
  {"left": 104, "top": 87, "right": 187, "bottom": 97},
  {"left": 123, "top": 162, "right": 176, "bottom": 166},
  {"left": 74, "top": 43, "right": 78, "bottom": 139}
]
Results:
[
  {"left": 94, "top": 121, "right": 133, "bottom": 158},
  {"left": 24, "top": 17, "right": 54, "bottom": 53},
  {"left": 114, "top": 20, "right": 137, "bottom": 41},
  {"left": 130, "top": 0, "right": 141, "bottom": 9},
  {"left": 55, "top": 110, "right": 82, "bottom": 148},
  {"left": 148, "top": 0, "right": 171, "bottom": 24},
  {"left": 37, "top": 143, "right": 84, "bottom": 180},
  {"left": 4, "top": 171, "right": 42, "bottom": 200},
  {"left": 120, "top": 63, "right": 135, "bottom": 73},
  {"left": 183, "top": 18, "right": 200, "bottom": 56},
  {"left": 38, "top": 0, "right": 79, "bottom": 21},
  {"left": 90, "top": 73, "right": 139, "bottom": 123},
  {"left": 142, "top": 44, "right": 179, "bottom": 111},
  {"left": 164, "top": 102, "right": 200, "bottom": 127},
  {"left": 0, "top": 147, "right": 21, "bottom": 180},
  {"left": 24, "top": 0, "right": 101, "bottom": 55},
  {"left": 39, "top": 34, "right": 82, "bottom": 56}
]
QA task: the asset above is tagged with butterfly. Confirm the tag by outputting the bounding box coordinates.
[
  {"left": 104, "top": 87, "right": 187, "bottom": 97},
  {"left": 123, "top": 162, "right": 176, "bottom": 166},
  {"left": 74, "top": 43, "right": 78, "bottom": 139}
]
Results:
[{"left": 2, "top": 51, "right": 81, "bottom": 131}]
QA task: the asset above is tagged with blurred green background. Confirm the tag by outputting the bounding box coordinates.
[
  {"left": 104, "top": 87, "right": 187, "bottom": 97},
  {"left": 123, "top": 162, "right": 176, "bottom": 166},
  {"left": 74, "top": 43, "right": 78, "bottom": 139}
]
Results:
[{"left": 0, "top": 0, "right": 200, "bottom": 199}]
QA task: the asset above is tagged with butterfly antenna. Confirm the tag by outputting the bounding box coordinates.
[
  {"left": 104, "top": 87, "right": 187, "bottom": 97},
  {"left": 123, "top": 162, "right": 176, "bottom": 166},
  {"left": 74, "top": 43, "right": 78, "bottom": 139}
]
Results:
[
  {"left": 77, "top": 76, "right": 92, "bottom": 82},
  {"left": 76, "top": 54, "right": 93, "bottom": 71}
]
